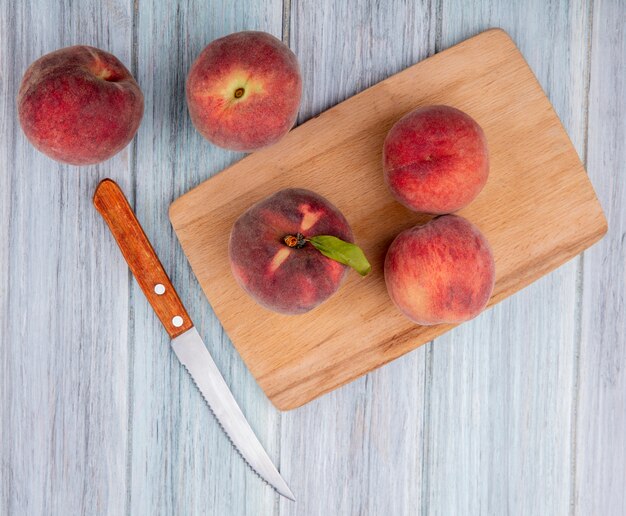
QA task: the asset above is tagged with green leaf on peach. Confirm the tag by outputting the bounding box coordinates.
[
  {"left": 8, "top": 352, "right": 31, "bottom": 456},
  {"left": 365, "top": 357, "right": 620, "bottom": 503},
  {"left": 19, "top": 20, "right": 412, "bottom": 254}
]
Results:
[{"left": 308, "top": 235, "right": 371, "bottom": 277}]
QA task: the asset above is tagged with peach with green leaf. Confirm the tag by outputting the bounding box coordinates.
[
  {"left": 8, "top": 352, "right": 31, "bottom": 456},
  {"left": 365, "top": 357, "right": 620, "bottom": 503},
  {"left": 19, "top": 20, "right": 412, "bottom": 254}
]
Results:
[{"left": 229, "top": 188, "right": 370, "bottom": 315}]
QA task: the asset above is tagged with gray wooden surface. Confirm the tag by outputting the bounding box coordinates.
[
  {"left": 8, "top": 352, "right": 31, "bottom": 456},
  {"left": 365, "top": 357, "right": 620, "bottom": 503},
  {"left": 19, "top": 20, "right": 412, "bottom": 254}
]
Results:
[{"left": 1, "top": 0, "right": 624, "bottom": 515}]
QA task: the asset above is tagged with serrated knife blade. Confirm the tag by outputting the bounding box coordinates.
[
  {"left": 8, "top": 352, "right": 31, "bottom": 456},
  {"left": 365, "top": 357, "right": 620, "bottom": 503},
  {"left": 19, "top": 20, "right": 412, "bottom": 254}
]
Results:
[
  {"left": 93, "top": 179, "right": 294, "bottom": 501},
  {"left": 172, "top": 328, "right": 294, "bottom": 500}
]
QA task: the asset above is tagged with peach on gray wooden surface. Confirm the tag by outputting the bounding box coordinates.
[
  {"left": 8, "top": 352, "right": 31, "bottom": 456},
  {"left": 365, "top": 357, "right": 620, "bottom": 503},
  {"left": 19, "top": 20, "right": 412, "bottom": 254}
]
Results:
[
  {"left": 18, "top": 46, "right": 144, "bottom": 166},
  {"left": 186, "top": 31, "right": 302, "bottom": 152}
]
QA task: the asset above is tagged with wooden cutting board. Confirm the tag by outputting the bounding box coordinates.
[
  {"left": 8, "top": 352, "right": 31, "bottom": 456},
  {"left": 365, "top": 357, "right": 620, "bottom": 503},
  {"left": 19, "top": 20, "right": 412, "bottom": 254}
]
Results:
[{"left": 169, "top": 29, "right": 606, "bottom": 411}]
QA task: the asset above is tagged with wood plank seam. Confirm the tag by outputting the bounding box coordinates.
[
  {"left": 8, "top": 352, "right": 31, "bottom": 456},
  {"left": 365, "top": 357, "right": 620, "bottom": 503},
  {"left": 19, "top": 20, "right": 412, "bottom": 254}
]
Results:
[
  {"left": 125, "top": 1, "right": 140, "bottom": 515},
  {"left": 569, "top": 0, "right": 596, "bottom": 513}
]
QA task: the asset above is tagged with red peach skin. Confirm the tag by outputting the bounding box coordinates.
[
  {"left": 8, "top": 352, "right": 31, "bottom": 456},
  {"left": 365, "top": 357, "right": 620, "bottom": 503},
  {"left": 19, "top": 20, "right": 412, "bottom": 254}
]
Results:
[
  {"left": 383, "top": 105, "right": 489, "bottom": 214},
  {"left": 229, "top": 188, "right": 353, "bottom": 315},
  {"left": 18, "top": 45, "right": 144, "bottom": 166},
  {"left": 384, "top": 215, "right": 495, "bottom": 325},
  {"left": 186, "top": 31, "right": 302, "bottom": 152}
]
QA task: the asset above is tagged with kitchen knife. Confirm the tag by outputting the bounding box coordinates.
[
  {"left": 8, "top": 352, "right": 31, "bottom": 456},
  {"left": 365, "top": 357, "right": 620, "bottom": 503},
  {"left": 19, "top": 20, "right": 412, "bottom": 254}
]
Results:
[{"left": 93, "top": 178, "right": 294, "bottom": 501}]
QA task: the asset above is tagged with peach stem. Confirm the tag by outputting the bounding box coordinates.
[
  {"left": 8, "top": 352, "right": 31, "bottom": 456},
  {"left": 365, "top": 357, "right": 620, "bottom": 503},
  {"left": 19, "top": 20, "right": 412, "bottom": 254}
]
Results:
[{"left": 284, "top": 233, "right": 306, "bottom": 248}]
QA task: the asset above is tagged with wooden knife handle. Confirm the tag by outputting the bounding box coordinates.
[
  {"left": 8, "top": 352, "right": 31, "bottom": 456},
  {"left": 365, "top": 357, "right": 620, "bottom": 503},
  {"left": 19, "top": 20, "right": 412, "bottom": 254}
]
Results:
[{"left": 93, "top": 179, "right": 193, "bottom": 339}]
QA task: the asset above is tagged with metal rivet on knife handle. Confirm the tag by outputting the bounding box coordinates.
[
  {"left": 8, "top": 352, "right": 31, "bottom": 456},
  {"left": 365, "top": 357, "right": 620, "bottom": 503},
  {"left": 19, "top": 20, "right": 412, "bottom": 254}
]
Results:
[{"left": 154, "top": 284, "right": 166, "bottom": 295}]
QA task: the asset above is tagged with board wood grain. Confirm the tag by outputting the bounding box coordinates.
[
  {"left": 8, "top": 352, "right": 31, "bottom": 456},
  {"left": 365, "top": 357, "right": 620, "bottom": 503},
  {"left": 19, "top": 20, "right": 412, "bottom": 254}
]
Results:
[{"left": 169, "top": 28, "right": 607, "bottom": 411}]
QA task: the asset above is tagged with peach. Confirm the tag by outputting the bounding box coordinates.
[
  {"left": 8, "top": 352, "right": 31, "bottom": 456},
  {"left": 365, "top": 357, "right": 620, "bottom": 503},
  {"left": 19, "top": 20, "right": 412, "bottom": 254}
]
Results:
[
  {"left": 229, "top": 188, "right": 353, "bottom": 314},
  {"left": 186, "top": 31, "right": 302, "bottom": 152},
  {"left": 384, "top": 215, "right": 495, "bottom": 325},
  {"left": 383, "top": 105, "right": 489, "bottom": 214},
  {"left": 17, "top": 46, "right": 144, "bottom": 166}
]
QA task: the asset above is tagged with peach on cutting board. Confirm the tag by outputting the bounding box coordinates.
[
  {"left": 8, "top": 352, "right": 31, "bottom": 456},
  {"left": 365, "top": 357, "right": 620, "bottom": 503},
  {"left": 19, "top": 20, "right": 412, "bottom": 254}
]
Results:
[
  {"left": 383, "top": 105, "right": 489, "bottom": 214},
  {"left": 384, "top": 215, "right": 495, "bottom": 325},
  {"left": 229, "top": 188, "right": 354, "bottom": 315},
  {"left": 17, "top": 46, "right": 144, "bottom": 166},
  {"left": 186, "top": 31, "right": 302, "bottom": 152}
]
